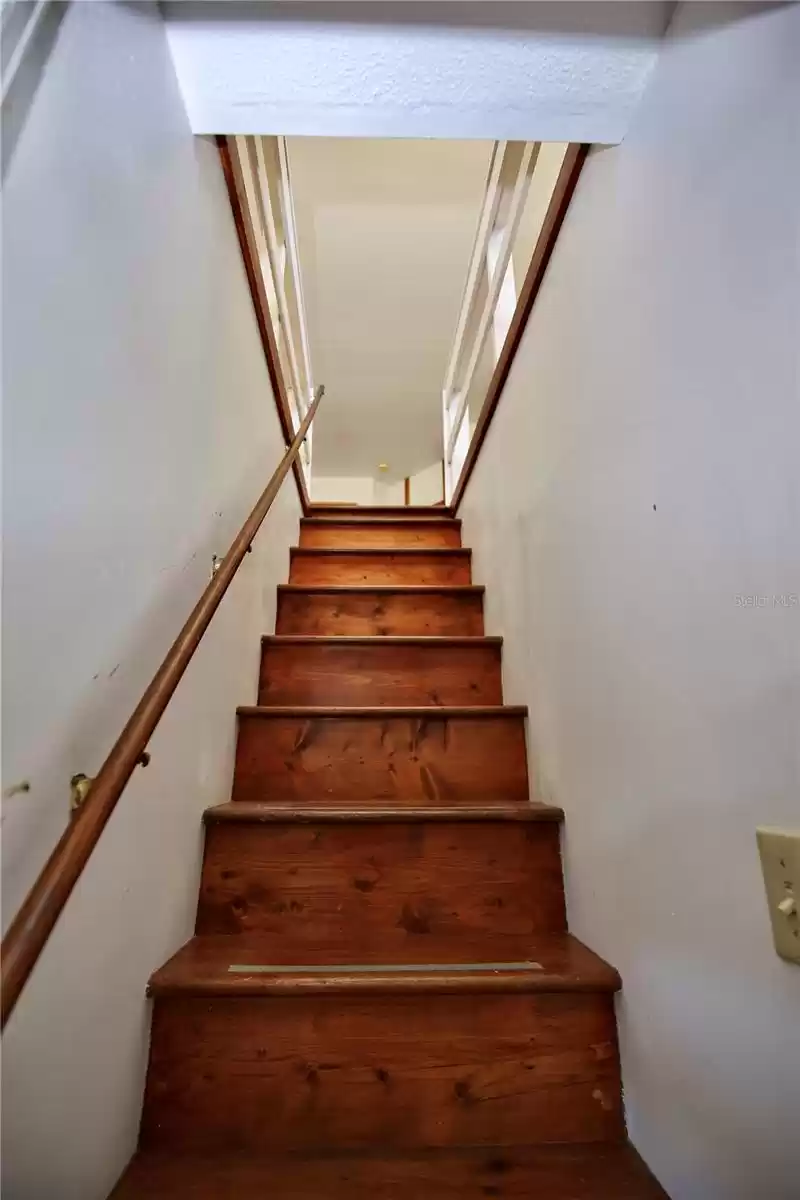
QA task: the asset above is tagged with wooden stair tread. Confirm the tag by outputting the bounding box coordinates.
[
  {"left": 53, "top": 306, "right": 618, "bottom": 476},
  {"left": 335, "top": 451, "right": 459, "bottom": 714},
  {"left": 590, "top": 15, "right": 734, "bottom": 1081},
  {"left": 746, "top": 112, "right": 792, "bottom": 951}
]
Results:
[
  {"left": 204, "top": 801, "right": 563, "bottom": 823},
  {"left": 278, "top": 584, "right": 485, "bottom": 593},
  {"left": 112, "top": 1143, "right": 669, "bottom": 1198},
  {"left": 301, "top": 516, "right": 460, "bottom": 527},
  {"left": 291, "top": 547, "right": 470, "bottom": 557},
  {"left": 107, "top": 512, "right": 661, "bottom": 1191},
  {"left": 308, "top": 504, "right": 448, "bottom": 517},
  {"left": 237, "top": 704, "right": 527, "bottom": 717},
  {"left": 148, "top": 932, "right": 621, "bottom": 996},
  {"left": 261, "top": 634, "right": 500, "bottom": 645}
]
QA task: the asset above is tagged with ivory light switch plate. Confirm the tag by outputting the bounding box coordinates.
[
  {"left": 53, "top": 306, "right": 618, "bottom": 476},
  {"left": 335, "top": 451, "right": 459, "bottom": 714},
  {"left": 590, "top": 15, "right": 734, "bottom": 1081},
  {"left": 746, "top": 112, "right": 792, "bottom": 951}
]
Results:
[{"left": 756, "top": 827, "right": 800, "bottom": 964}]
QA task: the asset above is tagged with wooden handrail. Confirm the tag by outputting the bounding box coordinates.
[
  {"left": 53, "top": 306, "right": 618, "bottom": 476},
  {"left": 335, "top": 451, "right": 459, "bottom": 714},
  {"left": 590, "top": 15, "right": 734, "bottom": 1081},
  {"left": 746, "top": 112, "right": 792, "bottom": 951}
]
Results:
[{"left": 0, "top": 385, "right": 325, "bottom": 1029}]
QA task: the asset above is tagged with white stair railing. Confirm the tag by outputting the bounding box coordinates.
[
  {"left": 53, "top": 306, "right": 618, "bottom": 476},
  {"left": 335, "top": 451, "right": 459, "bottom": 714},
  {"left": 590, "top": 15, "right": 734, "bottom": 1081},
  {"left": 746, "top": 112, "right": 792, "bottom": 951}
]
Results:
[
  {"left": 442, "top": 141, "right": 541, "bottom": 501},
  {"left": 231, "top": 136, "right": 316, "bottom": 481}
]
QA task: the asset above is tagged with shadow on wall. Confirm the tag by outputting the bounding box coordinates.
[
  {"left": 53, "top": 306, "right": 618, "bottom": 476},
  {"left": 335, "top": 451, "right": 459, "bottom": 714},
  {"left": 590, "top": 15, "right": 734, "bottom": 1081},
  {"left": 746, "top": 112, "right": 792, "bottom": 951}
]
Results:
[
  {"left": 164, "top": 1, "right": 674, "bottom": 39},
  {"left": 1, "top": 1, "right": 67, "bottom": 180}
]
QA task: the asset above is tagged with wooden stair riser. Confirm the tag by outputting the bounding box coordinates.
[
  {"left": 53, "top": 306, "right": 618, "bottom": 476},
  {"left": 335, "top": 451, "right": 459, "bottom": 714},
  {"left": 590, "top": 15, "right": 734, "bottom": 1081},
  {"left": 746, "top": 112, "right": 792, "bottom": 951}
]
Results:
[
  {"left": 290, "top": 550, "right": 471, "bottom": 586},
  {"left": 276, "top": 588, "right": 485, "bottom": 637},
  {"left": 258, "top": 640, "right": 502, "bottom": 707},
  {"left": 196, "top": 820, "right": 566, "bottom": 946},
  {"left": 299, "top": 520, "right": 461, "bottom": 549},
  {"left": 140, "top": 991, "right": 623, "bottom": 1153},
  {"left": 113, "top": 1145, "right": 671, "bottom": 1199},
  {"left": 232, "top": 712, "right": 530, "bottom": 807}
]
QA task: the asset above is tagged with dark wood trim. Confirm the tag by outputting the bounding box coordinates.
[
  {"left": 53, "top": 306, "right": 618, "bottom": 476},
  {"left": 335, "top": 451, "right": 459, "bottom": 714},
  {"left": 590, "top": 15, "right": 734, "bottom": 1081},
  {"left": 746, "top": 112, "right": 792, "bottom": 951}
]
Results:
[
  {"left": 216, "top": 136, "right": 311, "bottom": 514},
  {"left": 0, "top": 388, "right": 325, "bottom": 1030},
  {"left": 451, "top": 144, "right": 589, "bottom": 513}
]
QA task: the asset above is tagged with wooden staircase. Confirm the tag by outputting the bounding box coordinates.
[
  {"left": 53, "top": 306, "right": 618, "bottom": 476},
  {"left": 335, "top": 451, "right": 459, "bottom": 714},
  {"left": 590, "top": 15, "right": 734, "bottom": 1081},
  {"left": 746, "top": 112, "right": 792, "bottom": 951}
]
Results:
[{"left": 112, "top": 508, "right": 668, "bottom": 1198}]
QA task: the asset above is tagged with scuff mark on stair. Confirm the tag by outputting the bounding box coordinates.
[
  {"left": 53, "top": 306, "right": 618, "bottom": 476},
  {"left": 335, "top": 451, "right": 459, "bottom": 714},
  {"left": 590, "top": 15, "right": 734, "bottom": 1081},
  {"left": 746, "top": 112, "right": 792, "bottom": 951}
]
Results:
[
  {"left": 420, "top": 765, "right": 440, "bottom": 804},
  {"left": 291, "top": 721, "right": 317, "bottom": 754}
]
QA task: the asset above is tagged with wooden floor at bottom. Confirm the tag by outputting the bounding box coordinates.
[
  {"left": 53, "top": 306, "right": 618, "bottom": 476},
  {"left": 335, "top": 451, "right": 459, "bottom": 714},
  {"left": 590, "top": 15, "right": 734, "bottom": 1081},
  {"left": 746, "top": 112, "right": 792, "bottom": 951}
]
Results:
[{"left": 112, "top": 1143, "right": 668, "bottom": 1198}]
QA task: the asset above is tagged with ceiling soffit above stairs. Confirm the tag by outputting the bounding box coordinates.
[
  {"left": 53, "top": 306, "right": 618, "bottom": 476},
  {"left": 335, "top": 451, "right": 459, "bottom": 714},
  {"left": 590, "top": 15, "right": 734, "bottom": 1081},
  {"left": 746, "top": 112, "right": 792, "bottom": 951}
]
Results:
[{"left": 164, "top": 1, "right": 672, "bottom": 143}]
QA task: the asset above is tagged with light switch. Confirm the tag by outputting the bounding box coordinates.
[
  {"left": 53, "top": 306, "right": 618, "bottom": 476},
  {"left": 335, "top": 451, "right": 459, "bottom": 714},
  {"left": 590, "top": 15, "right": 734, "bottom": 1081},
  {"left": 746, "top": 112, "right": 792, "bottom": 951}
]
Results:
[{"left": 756, "top": 827, "right": 800, "bottom": 964}]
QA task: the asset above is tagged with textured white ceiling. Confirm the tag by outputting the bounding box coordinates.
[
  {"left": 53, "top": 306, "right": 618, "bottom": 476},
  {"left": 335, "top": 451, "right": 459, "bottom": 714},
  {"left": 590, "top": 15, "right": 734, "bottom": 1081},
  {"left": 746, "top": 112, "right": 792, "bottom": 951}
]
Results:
[
  {"left": 289, "top": 138, "right": 491, "bottom": 479},
  {"left": 164, "top": 3, "right": 670, "bottom": 142}
]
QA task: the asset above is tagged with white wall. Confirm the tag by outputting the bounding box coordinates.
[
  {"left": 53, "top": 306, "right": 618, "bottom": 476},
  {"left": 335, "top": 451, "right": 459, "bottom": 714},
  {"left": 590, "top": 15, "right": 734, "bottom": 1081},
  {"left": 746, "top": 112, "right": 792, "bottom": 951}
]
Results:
[
  {"left": 409, "top": 461, "right": 444, "bottom": 506},
  {"left": 163, "top": 2, "right": 669, "bottom": 143},
  {"left": 460, "top": 5, "right": 800, "bottom": 1199},
  {"left": 289, "top": 137, "right": 490, "bottom": 481},
  {"left": 1, "top": 4, "right": 299, "bottom": 1196},
  {"left": 373, "top": 478, "right": 405, "bottom": 506},
  {"left": 311, "top": 475, "right": 376, "bottom": 504},
  {"left": 312, "top": 465, "right": 442, "bottom": 506}
]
